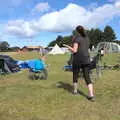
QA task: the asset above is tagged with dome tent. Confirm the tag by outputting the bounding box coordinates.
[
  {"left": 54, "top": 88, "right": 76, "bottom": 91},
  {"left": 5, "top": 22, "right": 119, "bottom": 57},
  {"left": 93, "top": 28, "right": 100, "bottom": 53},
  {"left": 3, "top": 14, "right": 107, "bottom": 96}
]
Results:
[
  {"left": 48, "top": 44, "right": 65, "bottom": 55},
  {"left": 0, "top": 55, "right": 20, "bottom": 74},
  {"left": 96, "top": 42, "right": 120, "bottom": 53}
]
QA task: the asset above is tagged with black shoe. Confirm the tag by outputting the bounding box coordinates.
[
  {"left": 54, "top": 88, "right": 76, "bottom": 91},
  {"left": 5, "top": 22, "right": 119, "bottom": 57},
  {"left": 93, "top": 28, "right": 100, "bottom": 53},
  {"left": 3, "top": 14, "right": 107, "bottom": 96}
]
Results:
[{"left": 87, "top": 96, "right": 95, "bottom": 101}]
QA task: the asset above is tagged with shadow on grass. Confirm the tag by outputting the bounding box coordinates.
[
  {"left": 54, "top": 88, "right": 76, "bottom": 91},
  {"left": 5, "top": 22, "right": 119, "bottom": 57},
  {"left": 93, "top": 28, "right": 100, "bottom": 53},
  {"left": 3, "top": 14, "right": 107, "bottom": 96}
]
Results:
[{"left": 57, "top": 81, "right": 88, "bottom": 99}]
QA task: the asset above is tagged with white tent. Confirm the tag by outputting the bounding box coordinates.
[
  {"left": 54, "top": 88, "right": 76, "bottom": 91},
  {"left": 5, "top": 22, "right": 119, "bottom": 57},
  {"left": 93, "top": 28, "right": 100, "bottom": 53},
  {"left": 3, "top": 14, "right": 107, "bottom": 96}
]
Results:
[
  {"left": 96, "top": 42, "right": 120, "bottom": 53},
  {"left": 48, "top": 44, "right": 65, "bottom": 55},
  {"left": 61, "top": 47, "right": 69, "bottom": 53}
]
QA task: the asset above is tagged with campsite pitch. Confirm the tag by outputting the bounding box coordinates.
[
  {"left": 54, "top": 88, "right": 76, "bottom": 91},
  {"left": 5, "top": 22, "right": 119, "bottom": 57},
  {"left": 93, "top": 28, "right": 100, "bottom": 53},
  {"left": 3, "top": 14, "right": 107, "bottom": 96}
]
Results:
[{"left": 0, "top": 52, "right": 120, "bottom": 120}]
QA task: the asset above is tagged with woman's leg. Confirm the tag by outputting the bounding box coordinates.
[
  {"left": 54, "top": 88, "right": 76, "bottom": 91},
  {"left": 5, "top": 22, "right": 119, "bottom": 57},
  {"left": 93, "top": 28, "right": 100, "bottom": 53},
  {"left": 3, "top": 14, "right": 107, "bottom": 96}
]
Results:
[
  {"left": 72, "top": 65, "right": 80, "bottom": 93},
  {"left": 82, "top": 65, "right": 94, "bottom": 97}
]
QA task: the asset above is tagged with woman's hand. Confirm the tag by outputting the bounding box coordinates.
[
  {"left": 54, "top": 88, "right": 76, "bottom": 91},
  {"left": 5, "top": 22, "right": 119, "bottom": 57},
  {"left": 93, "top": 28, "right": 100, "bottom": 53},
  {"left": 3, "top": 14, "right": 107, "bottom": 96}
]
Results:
[
  {"left": 63, "top": 44, "right": 70, "bottom": 48},
  {"left": 63, "top": 43, "right": 78, "bottom": 53}
]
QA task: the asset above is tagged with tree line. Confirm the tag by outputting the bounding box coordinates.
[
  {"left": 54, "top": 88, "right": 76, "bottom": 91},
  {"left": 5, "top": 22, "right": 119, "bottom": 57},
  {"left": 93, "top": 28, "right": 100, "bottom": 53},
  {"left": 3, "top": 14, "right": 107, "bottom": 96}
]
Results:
[
  {"left": 48, "top": 25, "right": 119, "bottom": 49},
  {"left": 0, "top": 41, "right": 20, "bottom": 52},
  {"left": 0, "top": 25, "right": 120, "bottom": 52}
]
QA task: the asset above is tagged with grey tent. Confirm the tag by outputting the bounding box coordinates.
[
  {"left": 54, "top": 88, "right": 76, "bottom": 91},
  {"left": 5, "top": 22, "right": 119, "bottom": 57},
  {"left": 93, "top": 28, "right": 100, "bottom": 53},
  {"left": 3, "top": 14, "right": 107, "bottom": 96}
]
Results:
[
  {"left": 96, "top": 42, "right": 120, "bottom": 53},
  {"left": 0, "top": 55, "right": 20, "bottom": 74}
]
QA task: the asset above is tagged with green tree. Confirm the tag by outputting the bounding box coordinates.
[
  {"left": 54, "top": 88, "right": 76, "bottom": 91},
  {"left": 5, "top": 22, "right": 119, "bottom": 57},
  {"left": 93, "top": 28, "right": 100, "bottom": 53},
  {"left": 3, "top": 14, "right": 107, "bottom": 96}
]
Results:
[
  {"left": 103, "top": 25, "right": 116, "bottom": 42},
  {"left": 48, "top": 35, "right": 63, "bottom": 47},
  {"left": 47, "top": 25, "right": 117, "bottom": 48},
  {"left": 56, "top": 35, "right": 63, "bottom": 47},
  {"left": 62, "top": 36, "right": 72, "bottom": 46},
  {"left": 48, "top": 40, "right": 56, "bottom": 47},
  {"left": 8, "top": 46, "right": 20, "bottom": 52},
  {"left": 113, "top": 40, "right": 120, "bottom": 45},
  {"left": 48, "top": 35, "right": 72, "bottom": 47},
  {"left": 87, "top": 28, "right": 103, "bottom": 48},
  {"left": 0, "top": 41, "right": 10, "bottom": 52}
]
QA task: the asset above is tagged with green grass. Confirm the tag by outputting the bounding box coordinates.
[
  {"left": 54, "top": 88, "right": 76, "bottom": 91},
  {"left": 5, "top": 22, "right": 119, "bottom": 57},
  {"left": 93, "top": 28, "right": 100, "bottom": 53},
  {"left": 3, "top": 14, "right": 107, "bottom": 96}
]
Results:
[
  {"left": 0, "top": 52, "right": 120, "bottom": 120},
  {"left": 102, "top": 53, "right": 120, "bottom": 65}
]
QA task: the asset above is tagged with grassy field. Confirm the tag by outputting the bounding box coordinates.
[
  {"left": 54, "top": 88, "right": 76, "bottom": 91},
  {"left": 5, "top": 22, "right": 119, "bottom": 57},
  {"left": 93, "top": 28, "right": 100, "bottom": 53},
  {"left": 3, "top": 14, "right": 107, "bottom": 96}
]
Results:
[{"left": 0, "top": 52, "right": 120, "bottom": 120}]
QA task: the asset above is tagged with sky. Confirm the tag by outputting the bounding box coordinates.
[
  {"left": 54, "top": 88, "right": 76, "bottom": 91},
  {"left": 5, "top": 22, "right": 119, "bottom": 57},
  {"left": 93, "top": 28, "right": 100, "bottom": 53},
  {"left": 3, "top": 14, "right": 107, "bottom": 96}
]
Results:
[{"left": 0, "top": 0, "right": 120, "bottom": 48}]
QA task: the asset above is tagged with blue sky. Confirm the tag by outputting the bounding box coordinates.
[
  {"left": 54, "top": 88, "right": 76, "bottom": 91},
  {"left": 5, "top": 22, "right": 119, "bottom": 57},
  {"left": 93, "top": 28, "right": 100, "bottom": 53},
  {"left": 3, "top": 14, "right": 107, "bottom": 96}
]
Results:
[{"left": 0, "top": 0, "right": 120, "bottom": 48}]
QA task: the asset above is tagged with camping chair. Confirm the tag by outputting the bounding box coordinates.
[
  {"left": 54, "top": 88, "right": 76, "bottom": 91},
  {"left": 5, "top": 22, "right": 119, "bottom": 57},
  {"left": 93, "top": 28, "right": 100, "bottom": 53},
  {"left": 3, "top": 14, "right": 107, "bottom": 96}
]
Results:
[
  {"left": 63, "top": 51, "right": 104, "bottom": 80},
  {"left": 28, "top": 59, "right": 48, "bottom": 80},
  {"left": 88, "top": 52, "right": 104, "bottom": 79}
]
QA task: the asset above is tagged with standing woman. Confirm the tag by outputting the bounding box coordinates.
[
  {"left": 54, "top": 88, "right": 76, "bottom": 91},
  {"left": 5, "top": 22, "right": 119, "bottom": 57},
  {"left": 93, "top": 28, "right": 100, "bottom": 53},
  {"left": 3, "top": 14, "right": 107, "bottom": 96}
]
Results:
[{"left": 63, "top": 25, "right": 94, "bottom": 100}]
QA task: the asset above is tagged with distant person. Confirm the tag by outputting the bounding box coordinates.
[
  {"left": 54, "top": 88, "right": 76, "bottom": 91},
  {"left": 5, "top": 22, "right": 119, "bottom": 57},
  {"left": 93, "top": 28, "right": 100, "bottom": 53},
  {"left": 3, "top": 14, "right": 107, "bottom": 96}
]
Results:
[
  {"left": 63, "top": 25, "right": 95, "bottom": 101},
  {"left": 39, "top": 48, "right": 43, "bottom": 56},
  {"left": 98, "top": 47, "right": 105, "bottom": 62},
  {"left": 92, "top": 45, "right": 95, "bottom": 51},
  {"left": 100, "top": 48, "right": 105, "bottom": 56}
]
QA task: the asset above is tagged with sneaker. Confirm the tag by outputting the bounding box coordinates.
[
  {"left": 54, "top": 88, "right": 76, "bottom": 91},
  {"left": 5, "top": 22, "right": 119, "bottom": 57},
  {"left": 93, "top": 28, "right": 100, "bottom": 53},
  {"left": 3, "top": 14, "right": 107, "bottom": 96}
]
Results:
[{"left": 87, "top": 96, "right": 95, "bottom": 101}]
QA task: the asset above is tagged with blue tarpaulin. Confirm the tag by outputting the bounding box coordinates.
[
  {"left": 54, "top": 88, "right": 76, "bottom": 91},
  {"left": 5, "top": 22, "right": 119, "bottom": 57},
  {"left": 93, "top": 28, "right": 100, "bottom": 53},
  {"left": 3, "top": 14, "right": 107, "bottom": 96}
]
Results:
[{"left": 17, "top": 59, "right": 45, "bottom": 70}]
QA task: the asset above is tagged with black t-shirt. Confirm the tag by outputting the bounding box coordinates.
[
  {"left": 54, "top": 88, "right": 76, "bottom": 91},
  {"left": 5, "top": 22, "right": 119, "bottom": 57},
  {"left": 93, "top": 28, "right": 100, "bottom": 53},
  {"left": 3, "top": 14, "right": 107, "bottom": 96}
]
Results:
[{"left": 72, "top": 35, "right": 90, "bottom": 65}]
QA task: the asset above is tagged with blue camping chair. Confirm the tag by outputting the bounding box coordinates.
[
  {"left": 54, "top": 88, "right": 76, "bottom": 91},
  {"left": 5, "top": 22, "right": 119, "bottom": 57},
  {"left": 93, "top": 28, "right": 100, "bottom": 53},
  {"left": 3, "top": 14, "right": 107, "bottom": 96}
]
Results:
[{"left": 28, "top": 59, "right": 48, "bottom": 80}]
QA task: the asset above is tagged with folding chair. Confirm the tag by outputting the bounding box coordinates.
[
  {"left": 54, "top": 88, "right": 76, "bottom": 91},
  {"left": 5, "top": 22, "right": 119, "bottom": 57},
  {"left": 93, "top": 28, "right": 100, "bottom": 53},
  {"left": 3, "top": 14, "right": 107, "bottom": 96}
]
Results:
[{"left": 28, "top": 59, "right": 48, "bottom": 80}]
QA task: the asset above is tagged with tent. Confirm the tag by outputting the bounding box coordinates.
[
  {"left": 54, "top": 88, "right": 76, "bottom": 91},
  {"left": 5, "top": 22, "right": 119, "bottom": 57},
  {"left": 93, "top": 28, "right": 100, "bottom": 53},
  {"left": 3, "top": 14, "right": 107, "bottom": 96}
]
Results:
[
  {"left": 48, "top": 44, "right": 65, "bottom": 55},
  {"left": 0, "top": 55, "right": 20, "bottom": 74},
  {"left": 96, "top": 42, "right": 120, "bottom": 53}
]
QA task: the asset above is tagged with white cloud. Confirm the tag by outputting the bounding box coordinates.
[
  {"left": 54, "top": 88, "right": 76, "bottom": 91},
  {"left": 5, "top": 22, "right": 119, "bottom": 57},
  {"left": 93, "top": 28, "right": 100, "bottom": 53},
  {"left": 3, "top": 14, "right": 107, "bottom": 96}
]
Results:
[
  {"left": 32, "top": 2, "right": 51, "bottom": 13},
  {"left": 34, "top": 4, "right": 87, "bottom": 32},
  {"left": 5, "top": 20, "right": 37, "bottom": 38},
  {"left": 115, "top": 1, "right": 120, "bottom": 7},
  {"left": 5, "top": 2, "right": 120, "bottom": 38}
]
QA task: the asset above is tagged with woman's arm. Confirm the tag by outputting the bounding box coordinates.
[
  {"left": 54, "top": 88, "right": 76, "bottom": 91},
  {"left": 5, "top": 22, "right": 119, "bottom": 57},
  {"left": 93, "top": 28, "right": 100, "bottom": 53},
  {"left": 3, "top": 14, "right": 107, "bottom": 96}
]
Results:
[{"left": 63, "top": 43, "right": 78, "bottom": 53}]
